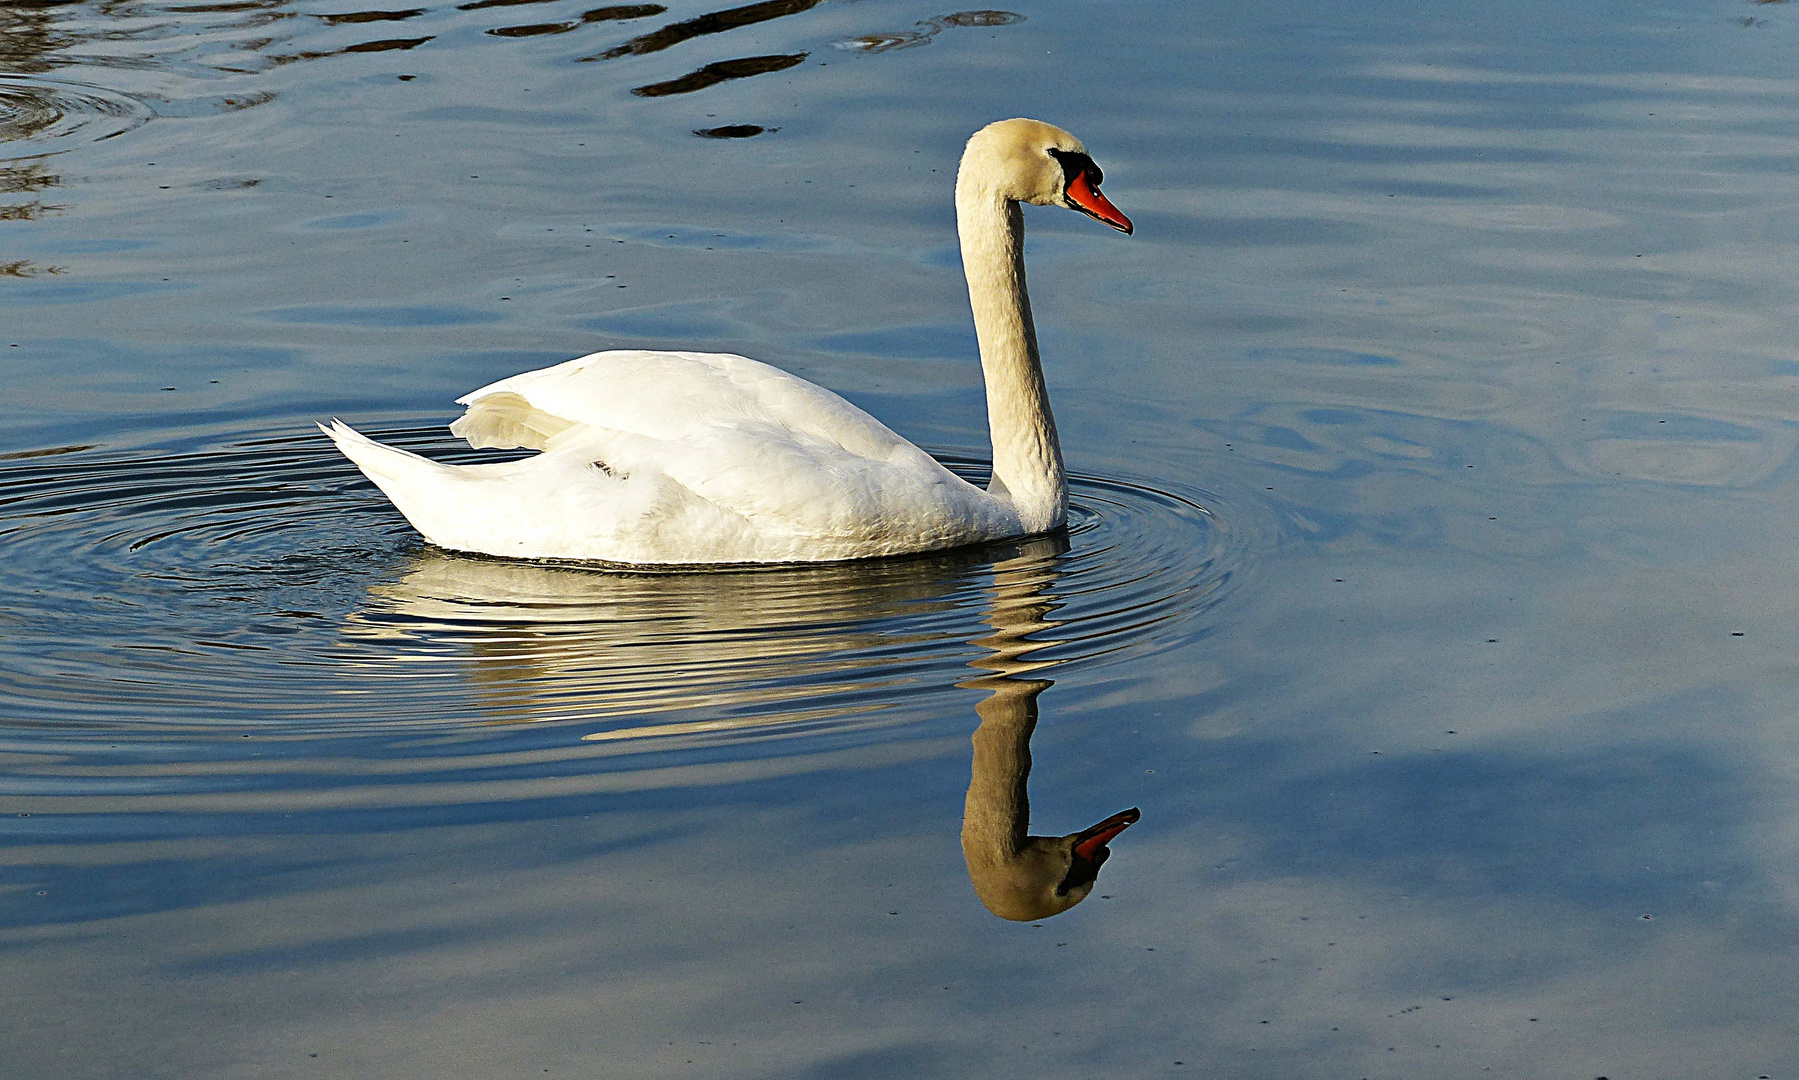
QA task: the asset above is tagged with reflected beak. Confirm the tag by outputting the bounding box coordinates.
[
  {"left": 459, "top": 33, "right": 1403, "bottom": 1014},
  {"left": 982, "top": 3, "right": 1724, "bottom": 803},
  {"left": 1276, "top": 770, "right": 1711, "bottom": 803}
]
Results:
[
  {"left": 1065, "top": 170, "right": 1133, "bottom": 234},
  {"left": 1072, "top": 806, "right": 1141, "bottom": 860}
]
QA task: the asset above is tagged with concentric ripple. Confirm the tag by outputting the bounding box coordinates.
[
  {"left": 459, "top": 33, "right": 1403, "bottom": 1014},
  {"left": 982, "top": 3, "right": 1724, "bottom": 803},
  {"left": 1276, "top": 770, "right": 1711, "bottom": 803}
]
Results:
[
  {"left": 0, "top": 77, "right": 156, "bottom": 159},
  {"left": 0, "top": 423, "right": 1261, "bottom": 819}
]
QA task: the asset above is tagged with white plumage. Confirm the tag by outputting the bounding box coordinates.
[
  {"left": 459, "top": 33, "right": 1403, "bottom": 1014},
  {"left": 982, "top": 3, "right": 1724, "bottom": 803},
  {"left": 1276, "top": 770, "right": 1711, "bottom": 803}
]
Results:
[
  {"left": 322, "top": 350, "right": 1012, "bottom": 562},
  {"left": 321, "top": 119, "right": 1132, "bottom": 565}
]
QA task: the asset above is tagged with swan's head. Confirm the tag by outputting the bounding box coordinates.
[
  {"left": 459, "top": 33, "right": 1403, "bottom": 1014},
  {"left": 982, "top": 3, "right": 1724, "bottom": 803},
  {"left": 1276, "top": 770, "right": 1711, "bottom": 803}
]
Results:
[
  {"left": 958, "top": 117, "right": 1133, "bottom": 234},
  {"left": 968, "top": 806, "right": 1141, "bottom": 921}
]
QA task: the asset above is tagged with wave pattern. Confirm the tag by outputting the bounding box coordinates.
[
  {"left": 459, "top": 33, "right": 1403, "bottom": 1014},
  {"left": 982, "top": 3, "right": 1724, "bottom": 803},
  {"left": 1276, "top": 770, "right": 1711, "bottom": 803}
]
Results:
[
  {"left": 0, "top": 423, "right": 1256, "bottom": 817},
  {"left": 0, "top": 77, "right": 154, "bottom": 159}
]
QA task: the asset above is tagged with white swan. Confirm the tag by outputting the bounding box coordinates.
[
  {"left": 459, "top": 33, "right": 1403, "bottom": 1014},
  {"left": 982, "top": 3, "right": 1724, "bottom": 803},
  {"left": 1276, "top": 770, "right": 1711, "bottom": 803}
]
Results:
[{"left": 321, "top": 118, "right": 1132, "bottom": 564}]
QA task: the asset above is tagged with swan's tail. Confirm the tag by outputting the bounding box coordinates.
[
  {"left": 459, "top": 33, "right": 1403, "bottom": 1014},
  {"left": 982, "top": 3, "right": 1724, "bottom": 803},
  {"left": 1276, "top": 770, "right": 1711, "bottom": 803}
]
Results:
[
  {"left": 319, "top": 418, "right": 682, "bottom": 561},
  {"left": 319, "top": 418, "right": 482, "bottom": 550},
  {"left": 318, "top": 419, "right": 457, "bottom": 490}
]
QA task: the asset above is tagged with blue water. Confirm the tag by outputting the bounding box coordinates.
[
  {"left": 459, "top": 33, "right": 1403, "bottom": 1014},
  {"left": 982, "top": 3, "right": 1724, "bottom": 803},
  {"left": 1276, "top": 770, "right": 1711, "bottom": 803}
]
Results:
[{"left": 5, "top": 0, "right": 1799, "bottom": 1075}]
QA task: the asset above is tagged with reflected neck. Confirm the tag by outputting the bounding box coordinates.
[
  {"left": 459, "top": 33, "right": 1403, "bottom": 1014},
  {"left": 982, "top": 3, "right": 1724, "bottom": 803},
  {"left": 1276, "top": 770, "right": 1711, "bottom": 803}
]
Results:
[
  {"left": 955, "top": 188, "right": 1067, "bottom": 533},
  {"left": 962, "top": 679, "right": 1043, "bottom": 869}
]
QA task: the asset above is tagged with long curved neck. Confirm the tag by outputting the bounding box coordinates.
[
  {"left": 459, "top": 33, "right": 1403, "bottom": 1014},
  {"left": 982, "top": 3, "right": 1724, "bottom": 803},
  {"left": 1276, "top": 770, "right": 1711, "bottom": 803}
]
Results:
[{"left": 955, "top": 188, "right": 1067, "bottom": 533}]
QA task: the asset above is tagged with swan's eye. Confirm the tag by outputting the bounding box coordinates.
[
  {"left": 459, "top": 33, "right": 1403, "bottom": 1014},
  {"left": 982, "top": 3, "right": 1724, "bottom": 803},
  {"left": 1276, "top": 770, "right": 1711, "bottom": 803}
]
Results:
[
  {"left": 1055, "top": 847, "right": 1108, "bottom": 896},
  {"left": 1046, "top": 147, "right": 1102, "bottom": 189}
]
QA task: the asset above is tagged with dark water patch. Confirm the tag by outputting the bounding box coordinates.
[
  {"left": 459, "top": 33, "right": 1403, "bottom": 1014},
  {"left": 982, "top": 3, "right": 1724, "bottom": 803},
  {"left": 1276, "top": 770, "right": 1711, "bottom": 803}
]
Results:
[
  {"left": 630, "top": 52, "right": 807, "bottom": 97},
  {"left": 486, "top": 8, "right": 666, "bottom": 39},
  {"left": 694, "top": 123, "right": 771, "bottom": 138},
  {"left": 315, "top": 8, "right": 425, "bottom": 24},
  {"left": 488, "top": 19, "right": 579, "bottom": 37},
  {"left": 585, "top": 0, "right": 820, "bottom": 60},
  {"left": 583, "top": 4, "right": 665, "bottom": 22},
  {"left": 337, "top": 33, "right": 432, "bottom": 52},
  {"left": 0, "top": 443, "right": 93, "bottom": 461},
  {"left": 485, "top": 5, "right": 669, "bottom": 38},
  {"left": 276, "top": 34, "right": 433, "bottom": 62}
]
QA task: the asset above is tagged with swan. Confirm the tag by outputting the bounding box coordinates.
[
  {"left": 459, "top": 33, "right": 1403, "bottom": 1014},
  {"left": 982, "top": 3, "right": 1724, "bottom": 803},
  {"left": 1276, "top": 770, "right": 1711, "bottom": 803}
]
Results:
[{"left": 321, "top": 118, "right": 1132, "bottom": 564}]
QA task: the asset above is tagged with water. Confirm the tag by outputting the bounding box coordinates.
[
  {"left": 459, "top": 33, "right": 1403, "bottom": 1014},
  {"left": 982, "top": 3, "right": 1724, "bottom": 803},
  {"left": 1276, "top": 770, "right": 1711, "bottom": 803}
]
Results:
[{"left": 5, "top": 0, "right": 1799, "bottom": 1075}]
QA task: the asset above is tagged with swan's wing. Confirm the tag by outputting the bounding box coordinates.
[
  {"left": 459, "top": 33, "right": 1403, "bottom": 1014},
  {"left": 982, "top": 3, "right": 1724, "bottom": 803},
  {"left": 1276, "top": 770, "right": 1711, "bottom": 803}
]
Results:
[
  {"left": 450, "top": 350, "right": 910, "bottom": 462},
  {"left": 447, "top": 350, "right": 1005, "bottom": 553}
]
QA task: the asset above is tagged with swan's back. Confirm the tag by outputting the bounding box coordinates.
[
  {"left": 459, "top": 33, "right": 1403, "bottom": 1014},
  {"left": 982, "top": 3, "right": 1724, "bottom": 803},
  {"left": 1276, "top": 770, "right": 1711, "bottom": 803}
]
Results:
[
  {"left": 328, "top": 351, "right": 1018, "bottom": 564},
  {"left": 453, "top": 351, "right": 911, "bottom": 459}
]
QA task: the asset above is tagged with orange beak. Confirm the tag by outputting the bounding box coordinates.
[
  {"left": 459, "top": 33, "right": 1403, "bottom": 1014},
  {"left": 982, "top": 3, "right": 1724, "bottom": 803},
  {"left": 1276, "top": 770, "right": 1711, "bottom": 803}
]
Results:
[
  {"left": 1072, "top": 806, "right": 1141, "bottom": 861},
  {"left": 1066, "top": 170, "right": 1133, "bottom": 234}
]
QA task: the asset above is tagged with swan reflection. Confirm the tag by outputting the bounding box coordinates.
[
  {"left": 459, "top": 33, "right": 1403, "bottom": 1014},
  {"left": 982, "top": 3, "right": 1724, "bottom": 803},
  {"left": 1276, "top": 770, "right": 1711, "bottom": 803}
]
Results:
[
  {"left": 961, "top": 542, "right": 1138, "bottom": 920},
  {"left": 343, "top": 535, "right": 1136, "bottom": 917},
  {"left": 344, "top": 540, "right": 1025, "bottom": 733}
]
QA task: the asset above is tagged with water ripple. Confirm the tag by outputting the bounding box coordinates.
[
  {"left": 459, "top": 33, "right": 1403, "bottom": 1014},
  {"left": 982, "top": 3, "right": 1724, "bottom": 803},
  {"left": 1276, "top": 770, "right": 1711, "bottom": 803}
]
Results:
[
  {"left": 0, "top": 76, "right": 155, "bottom": 159},
  {"left": 0, "top": 423, "right": 1256, "bottom": 817}
]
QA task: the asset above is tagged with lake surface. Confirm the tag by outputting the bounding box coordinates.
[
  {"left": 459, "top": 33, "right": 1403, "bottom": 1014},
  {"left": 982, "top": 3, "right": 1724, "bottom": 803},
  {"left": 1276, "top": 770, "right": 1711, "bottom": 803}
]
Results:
[{"left": 6, "top": 0, "right": 1799, "bottom": 1075}]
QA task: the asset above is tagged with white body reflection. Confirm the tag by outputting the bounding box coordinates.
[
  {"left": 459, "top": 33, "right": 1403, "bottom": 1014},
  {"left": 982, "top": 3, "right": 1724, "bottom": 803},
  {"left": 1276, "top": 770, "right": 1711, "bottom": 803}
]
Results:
[
  {"left": 342, "top": 545, "right": 1008, "bottom": 735},
  {"left": 340, "top": 537, "right": 1136, "bottom": 918}
]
